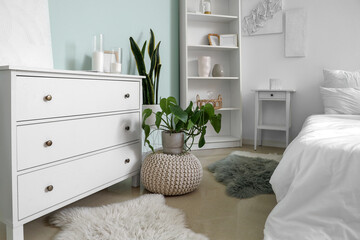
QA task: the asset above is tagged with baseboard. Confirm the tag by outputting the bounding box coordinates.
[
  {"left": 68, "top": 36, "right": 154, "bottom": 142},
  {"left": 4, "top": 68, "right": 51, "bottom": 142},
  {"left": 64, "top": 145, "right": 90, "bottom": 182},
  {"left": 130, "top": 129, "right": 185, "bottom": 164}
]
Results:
[{"left": 242, "top": 139, "right": 286, "bottom": 148}]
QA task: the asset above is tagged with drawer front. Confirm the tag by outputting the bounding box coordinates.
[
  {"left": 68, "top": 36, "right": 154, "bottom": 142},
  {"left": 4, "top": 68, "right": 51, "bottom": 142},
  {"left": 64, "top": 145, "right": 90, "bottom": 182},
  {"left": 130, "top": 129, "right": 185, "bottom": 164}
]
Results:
[
  {"left": 17, "top": 112, "right": 140, "bottom": 170},
  {"left": 16, "top": 77, "right": 140, "bottom": 121},
  {"left": 259, "top": 92, "right": 286, "bottom": 99},
  {"left": 18, "top": 143, "right": 141, "bottom": 220}
]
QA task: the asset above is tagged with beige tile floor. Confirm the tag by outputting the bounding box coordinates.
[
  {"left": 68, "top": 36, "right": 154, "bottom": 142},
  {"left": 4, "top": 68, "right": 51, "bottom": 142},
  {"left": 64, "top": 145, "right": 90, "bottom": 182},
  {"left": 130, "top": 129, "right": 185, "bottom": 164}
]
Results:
[{"left": 0, "top": 145, "right": 284, "bottom": 240}]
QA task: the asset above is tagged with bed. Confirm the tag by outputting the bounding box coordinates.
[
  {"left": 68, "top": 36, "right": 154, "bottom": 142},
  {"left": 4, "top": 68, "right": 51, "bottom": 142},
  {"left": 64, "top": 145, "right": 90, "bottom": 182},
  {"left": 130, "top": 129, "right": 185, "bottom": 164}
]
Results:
[{"left": 264, "top": 114, "right": 360, "bottom": 240}]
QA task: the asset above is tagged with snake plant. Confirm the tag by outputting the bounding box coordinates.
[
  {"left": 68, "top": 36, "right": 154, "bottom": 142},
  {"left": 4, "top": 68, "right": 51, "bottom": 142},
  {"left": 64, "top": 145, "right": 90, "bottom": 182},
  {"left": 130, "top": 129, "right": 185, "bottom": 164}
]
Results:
[{"left": 130, "top": 29, "right": 162, "bottom": 104}]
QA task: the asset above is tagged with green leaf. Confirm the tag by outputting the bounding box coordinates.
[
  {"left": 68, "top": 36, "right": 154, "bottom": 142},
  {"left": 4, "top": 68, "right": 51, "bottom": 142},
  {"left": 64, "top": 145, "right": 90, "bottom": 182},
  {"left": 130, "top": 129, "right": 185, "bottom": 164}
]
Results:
[
  {"left": 210, "top": 114, "right": 222, "bottom": 133},
  {"left": 175, "top": 121, "right": 185, "bottom": 132},
  {"left": 170, "top": 105, "right": 188, "bottom": 123},
  {"left": 155, "top": 111, "right": 163, "bottom": 128},
  {"left": 186, "top": 119, "right": 194, "bottom": 130},
  {"left": 149, "top": 47, "right": 158, "bottom": 82},
  {"left": 148, "top": 29, "right": 155, "bottom": 59},
  {"left": 129, "top": 37, "right": 147, "bottom": 76},
  {"left": 191, "top": 111, "right": 201, "bottom": 124},
  {"left": 198, "top": 127, "right": 207, "bottom": 148},
  {"left": 142, "top": 108, "right": 152, "bottom": 125},
  {"left": 204, "top": 103, "right": 215, "bottom": 116},
  {"left": 198, "top": 112, "right": 210, "bottom": 126},
  {"left": 141, "top": 41, "right": 147, "bottom": 59},
  {"left": 155, "top": 64, "right": 162, "bottom": 104},
  {"left": 185, "top": 101, "right": 193, "bottom": 114},
  {"left": 145, "top": 139, "right": 154, "bottom": 153},
  {"left": 160, "top": 97, "right": 177, "bottom": 115}
]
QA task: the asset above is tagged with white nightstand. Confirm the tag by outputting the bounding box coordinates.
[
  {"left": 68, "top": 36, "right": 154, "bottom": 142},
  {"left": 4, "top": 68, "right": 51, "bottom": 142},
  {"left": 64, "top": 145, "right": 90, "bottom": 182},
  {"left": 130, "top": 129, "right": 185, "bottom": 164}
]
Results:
[{"left": 253, "top": 89, "right": 295, "bottom": 150}]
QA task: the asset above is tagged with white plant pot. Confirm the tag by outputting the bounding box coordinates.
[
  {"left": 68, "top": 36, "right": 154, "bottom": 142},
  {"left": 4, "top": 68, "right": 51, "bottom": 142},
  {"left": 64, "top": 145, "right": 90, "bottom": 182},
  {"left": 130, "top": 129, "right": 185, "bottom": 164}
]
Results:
[
  {"left": 142, "top": 104, "right": 161, "bottom": 126},
  {"left": 198, "top": 56, "right": 211, "bottom": 77}
]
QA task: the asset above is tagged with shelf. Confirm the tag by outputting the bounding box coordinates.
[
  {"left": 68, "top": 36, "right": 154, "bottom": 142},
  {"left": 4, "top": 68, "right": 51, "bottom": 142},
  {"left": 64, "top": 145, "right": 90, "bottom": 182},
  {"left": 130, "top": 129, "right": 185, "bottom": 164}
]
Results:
[
  {"left": 188, "top": 76, "right": 239, "bottom": 80},
  {"left": 187, "top": 12, "right": 238, "bottom": 23},
  {"left": 188, "top": 45, "right": 238, "bottom": 51},
  {"left": 215, "top": 107, "right": 241, "bottom": 111},
  {"left": 257, "top": 125, "right": 287, "bottom": 131}
]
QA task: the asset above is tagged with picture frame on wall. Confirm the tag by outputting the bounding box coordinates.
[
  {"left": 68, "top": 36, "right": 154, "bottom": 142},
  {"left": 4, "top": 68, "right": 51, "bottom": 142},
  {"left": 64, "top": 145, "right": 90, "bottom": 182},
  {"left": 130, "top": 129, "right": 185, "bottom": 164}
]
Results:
[
  {"left": 208, "top": 34, "right": 220, "bottom": 46},
  {"left": 219, "top": 34, "right": 238, "bottom": 47}
]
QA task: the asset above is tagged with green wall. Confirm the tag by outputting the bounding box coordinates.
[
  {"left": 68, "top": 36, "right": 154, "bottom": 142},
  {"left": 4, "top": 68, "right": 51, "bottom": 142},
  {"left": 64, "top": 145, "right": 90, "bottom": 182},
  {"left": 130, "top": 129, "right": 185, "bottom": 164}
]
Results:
[{"left": 48, "top": 0, "right": 179, "bottom": 100}]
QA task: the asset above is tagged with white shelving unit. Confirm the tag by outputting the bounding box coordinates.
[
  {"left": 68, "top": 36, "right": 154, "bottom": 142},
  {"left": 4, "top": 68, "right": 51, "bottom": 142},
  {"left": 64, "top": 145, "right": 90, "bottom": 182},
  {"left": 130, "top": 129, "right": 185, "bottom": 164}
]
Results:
[{"left": 180, "top": 0, "right": 242, "bottom": 149}]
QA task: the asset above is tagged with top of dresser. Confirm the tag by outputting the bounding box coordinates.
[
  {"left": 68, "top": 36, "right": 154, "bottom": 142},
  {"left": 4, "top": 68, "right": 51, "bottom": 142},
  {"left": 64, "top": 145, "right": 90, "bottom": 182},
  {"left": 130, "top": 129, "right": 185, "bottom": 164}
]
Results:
[{"left": 0, "top": 65, "right": 144, "bottom": 80}]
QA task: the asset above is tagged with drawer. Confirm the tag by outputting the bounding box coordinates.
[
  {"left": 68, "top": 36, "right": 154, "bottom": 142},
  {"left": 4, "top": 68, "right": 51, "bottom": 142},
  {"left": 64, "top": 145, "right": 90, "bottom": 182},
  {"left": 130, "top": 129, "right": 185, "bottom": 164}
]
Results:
[
  {"left": 17, "top": 112, "right": 140, "bottom": 170},
  {"left": 258, "top": 92, "right": 286, "bottom": 100},
  {"left": 15, "top": 77, "right": 140, "bottom": 121},
  {"left": 17, "top": 142, "right": 141, "bottom": 220}
]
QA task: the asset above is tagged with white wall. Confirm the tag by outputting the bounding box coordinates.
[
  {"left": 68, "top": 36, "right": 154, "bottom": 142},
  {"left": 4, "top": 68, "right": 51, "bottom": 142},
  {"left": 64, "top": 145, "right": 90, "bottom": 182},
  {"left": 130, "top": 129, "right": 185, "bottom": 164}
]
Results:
[{"left": 241, "top": 0, "right": 360, "bottom": 146}]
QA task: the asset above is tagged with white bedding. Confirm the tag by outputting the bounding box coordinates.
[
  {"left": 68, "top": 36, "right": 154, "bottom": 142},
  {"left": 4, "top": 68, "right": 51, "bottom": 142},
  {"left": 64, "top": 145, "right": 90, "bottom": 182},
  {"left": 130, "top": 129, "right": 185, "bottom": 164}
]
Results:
[{"left": 264, "top": 115, "right": 360, "bottom": 240}]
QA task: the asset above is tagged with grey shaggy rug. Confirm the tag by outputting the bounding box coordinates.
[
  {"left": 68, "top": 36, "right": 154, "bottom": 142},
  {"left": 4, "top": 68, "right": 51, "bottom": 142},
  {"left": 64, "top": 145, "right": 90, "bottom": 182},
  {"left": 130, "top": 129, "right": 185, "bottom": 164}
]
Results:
[{"left": 208, "top": 151, "right": 281, "bottom": 199}]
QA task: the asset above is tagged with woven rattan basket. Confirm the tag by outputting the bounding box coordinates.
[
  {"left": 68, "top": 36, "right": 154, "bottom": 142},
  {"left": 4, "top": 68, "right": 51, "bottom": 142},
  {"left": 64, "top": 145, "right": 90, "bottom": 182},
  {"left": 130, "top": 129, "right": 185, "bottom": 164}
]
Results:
[{"left": 141, "top": 152, "right": 203, "bottom": 196}]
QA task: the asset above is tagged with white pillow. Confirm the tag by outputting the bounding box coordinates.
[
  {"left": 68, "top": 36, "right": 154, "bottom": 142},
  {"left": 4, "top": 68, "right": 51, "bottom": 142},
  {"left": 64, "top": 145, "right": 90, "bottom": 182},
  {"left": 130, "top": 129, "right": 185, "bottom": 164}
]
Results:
[
  {"left": 320, "top": 87, "right": 360, "bottom": 114},
  {"left": 323, "top": 69, "right": 360, "bottom": 88}
]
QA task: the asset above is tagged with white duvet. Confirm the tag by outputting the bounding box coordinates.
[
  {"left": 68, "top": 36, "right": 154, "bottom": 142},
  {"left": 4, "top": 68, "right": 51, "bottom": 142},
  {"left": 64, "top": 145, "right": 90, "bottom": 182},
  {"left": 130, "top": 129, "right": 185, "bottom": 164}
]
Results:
[{"left": 264, "top": 115, "right": 360, "bottom": 240}]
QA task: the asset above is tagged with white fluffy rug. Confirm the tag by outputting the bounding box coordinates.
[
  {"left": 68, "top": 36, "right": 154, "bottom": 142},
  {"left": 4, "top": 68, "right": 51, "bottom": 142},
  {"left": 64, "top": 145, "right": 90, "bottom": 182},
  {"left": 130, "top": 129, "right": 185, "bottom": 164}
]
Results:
[{"left": 49, "top": 194, "right": 208, "bottom": 240}]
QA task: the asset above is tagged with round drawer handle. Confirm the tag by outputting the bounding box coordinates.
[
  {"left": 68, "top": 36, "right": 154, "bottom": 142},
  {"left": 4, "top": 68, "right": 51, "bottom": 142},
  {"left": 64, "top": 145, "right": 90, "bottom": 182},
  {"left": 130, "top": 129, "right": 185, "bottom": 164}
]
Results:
[
  {"left": 270, "top": 94, "right": 274, "bottom": 97},
  {"left": 125, "top": 126, "right": 130, "bottom": 131},
  {"left": 45, "top": 140, "right": 53, "bottom": 147},
  {"left": 46, "top": 185, "right": 54, "bottom": 192},
  {"left": 124, "top": 93, "right": 130, "bottom": 99},
  {"left": 44, "top": 95, "right": 53, "bottom": 101},
  {"left": 125, "top": 158, "right": 130, "bottom": 164}
]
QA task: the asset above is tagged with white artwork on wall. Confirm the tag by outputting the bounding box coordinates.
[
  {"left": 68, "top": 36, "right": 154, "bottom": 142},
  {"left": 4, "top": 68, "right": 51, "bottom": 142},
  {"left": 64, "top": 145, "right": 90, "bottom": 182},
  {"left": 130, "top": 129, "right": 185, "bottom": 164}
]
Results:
[
  {"left": 242, "top": 0, "right": 283, "bottom": 36},
  {"left": 0, "top": 0, "right": 53, "bottom": 68},
  {"left": 285, "top": 9, "right": 307, "bottom": 57}
]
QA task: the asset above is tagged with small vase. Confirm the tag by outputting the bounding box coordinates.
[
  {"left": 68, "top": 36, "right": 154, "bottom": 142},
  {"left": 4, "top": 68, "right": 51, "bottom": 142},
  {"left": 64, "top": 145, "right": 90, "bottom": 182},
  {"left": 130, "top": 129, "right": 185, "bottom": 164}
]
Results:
[
  {"left": 162, "top": 131, "right": 184, "bottom": 155},
  {"left": 198, "top": 56, "right": 211, "bottom": 77},
  {"left": 212, "top": 64, "right": 224, "bottom": 77}
]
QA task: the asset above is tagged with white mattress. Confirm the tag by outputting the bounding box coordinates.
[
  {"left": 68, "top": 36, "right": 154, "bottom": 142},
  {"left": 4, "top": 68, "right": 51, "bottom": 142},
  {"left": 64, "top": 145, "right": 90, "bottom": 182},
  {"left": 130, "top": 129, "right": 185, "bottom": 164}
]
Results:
[{"left": 264, "top": 115, "right": 360, "bottom": 240}]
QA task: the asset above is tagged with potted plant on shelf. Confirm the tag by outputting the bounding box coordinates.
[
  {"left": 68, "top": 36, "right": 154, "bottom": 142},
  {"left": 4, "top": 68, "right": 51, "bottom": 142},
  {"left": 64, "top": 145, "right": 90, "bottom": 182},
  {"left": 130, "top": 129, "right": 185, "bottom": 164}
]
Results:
[
  {"left": 130, "top": 29, "right": 161, "bottom": 124},
  {"left": 142, "top": 96, "right": 222, "bottom": 154}
]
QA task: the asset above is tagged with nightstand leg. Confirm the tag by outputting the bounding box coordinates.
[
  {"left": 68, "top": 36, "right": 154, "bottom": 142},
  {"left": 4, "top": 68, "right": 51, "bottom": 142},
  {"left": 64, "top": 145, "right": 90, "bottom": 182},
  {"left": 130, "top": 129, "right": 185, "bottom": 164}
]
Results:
[
  {"left": 286, "top": 130, "right": 289, "bottom": 147},
  {"left": 254, "top": 94, "right": 259, "bottom": 150},
  {"left": 132, "top": 173, "right": 140, "bottom": 188},
  {"left": 285, "top": 92, "right": 291, "bottom": 147},
  {"left": 6, "top": 224, "right": 24, "bottom": 240}
]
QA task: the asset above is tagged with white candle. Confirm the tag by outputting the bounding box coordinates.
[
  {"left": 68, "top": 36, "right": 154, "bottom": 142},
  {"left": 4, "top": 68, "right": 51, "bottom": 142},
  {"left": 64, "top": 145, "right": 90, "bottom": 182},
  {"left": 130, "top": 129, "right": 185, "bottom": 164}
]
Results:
[
  {"left": 111, "top": 62, "right": 122, "bottom": 73},
  {"left": 92, "top": 51, "right": 104, "bottom": 72}
]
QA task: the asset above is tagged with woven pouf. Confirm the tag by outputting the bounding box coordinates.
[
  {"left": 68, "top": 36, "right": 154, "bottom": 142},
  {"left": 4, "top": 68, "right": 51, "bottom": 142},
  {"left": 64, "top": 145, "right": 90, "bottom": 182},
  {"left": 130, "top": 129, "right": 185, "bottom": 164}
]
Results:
[{"left": 141, "top": 152, "right": 203, "bottom": 196}]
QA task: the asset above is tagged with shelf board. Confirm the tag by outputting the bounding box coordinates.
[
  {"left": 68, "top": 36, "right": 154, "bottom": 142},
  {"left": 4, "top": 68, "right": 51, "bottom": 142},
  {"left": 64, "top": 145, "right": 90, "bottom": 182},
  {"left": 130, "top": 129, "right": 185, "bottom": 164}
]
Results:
[
  {"left": 188, "top": 76, "right": 239, "bottom": 80},
  {"left": 187, "top": 12, "right": 238, "bottom": 23},
  {"left": 216, "top": 107, "right": 241, "bottom": 111},
  {"left": 257, "top": 125, "right": 287, "bottom": 131},
  {"left": 188, "top": 45, "right": 238, "bottom": 51}
]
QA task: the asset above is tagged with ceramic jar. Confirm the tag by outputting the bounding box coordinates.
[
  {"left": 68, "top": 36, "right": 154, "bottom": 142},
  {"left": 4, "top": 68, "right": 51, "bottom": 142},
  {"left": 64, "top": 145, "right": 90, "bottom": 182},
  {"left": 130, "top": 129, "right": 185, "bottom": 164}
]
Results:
[
  {"left": 212, "top": 64, "right": 224, "bottom": 77},
  {"left": 198, "top": 56, "right": 211, "bottom": 77}
]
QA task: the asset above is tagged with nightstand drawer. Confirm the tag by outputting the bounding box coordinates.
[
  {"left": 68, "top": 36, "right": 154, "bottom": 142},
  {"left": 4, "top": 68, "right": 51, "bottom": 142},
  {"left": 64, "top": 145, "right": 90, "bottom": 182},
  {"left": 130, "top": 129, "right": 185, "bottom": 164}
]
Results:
[
  {"left": 15, "top": 77, "right": 140, "bottom": 121},
  {"left": 17, "top": 112, "right": 140, "bottom": 170},
  {"left": 259, "top": 92, "right": 286, "bottom": 100},
  {"left": 17, "top": 142, "right": 141, "bottom": 220}
]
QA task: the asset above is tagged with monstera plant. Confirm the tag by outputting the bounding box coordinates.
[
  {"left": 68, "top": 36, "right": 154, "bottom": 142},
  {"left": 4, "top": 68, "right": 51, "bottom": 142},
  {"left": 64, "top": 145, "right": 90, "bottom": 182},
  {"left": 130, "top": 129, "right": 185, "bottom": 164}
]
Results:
[
  {"left": 129, "top": 29, "right": 161, "bottom": 105},
  {"left": 142, "top": 96, "right": 222, "bottom": 154}
]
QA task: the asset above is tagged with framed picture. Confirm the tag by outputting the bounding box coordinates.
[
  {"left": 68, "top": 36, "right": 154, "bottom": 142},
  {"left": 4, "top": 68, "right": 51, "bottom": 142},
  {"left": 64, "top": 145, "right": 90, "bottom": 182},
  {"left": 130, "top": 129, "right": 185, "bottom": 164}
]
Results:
[
  {"left": 208, "top": 34, "right": 219, "bottom": 46},
  {"left": 219, "top": 34, "right": 238, "bottom": 47}
]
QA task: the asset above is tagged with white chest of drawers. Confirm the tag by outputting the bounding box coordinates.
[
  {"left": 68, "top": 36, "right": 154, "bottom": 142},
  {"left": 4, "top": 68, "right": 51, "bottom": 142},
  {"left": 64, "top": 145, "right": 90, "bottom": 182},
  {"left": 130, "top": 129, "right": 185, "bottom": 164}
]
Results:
[{"left": 0, "top": 66, "right": 143, "bottom": 240}]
